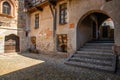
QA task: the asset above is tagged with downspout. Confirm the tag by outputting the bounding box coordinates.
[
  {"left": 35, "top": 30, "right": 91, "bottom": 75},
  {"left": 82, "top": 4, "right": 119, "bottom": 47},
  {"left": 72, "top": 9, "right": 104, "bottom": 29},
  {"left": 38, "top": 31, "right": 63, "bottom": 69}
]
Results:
[
  {"left": 24, "top": 2, "right": 30, "bottom": 52},
  {"left": 49, "top": 3, "right": 57, "bottom": 51}
]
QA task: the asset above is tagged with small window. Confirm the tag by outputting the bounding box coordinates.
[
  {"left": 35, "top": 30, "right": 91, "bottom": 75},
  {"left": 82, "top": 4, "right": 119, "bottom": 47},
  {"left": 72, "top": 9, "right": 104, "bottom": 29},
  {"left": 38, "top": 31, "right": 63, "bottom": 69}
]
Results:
[
  {"left": 57, "top": 34, "right": 67, "bottom": 52},
  {"left": 35, "top": 14, "right": 39, "bottom": 29},
  {"left": 106, "top": 0, "right": 112, "bottom": 2},
  {"left": 59, "top": 3, "right": 67, "bottom": 24},
  {"left": 25, "top": 31, "right": 28, "bottom": 37},
  {"left": 3, "top": 2, "right": 11, "bottom": 15}
]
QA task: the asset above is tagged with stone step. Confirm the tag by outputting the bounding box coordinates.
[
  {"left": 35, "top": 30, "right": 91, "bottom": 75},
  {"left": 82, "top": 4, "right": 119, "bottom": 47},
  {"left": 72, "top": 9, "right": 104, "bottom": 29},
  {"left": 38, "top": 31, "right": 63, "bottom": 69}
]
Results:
[
  {"left": 65, "top": 60, "right": 115, "bottom": 72},
  {"left": 69, "top": 57, "right": 113, "bottom": 66},
  {"left": 77, "top": 51, "right": 113, "bottom": 56},
  {"left": 89, "top": 40, "right": 114, "bottom": 43},
  {"left": 65, "top": 41, "right": 116, "bottom": 72},
  {"left": 82, "top": 46, "right": 112, "bottom": 49},
  {"left": 73, "top": 53, "right": 114, "bottom": 61},
  {"left": 80, "top": 48, "right": 112, "bottom": 53},
  {"left": 84, "top": 45, "right": 112, "bottom": 47},
  {"left": 85, "top": 44, "right": 113, "bottom": 46},
  {"left": 85, "top": 43, "right": 113, "bottom": 46}
]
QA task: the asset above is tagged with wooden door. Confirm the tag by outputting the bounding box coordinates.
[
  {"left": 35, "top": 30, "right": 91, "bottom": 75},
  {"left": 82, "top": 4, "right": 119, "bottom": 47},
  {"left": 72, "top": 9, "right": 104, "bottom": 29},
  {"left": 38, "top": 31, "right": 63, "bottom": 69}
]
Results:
[{"left": 5, "top": 34, "right": 19, "bottom": 53}]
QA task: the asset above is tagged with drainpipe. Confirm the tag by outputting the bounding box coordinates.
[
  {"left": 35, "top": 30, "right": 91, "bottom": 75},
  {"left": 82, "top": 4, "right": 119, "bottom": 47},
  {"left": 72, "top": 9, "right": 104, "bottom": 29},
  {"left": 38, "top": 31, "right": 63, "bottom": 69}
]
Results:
[
  {"left": 53, "top": 7, "right": 57, "bottom": 51},
  {"left": 24, "top": 7, "right": 30, "bottom": 51},
  {"left": 49, "top": 0, "right": 57, "bottom": 51}
]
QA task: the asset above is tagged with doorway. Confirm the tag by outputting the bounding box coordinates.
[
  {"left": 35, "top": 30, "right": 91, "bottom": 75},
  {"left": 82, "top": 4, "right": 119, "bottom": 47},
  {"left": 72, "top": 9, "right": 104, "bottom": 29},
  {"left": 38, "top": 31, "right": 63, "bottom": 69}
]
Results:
[
  {"left": 5, "top": 34, "right": 20, "bottom": 53},
  {"left": 102, "top": 26, "right": 108, "bottom": 38},
  {"left": 92, "top": 22, "right": 97, "bottom": 39},
  {"left": 77, "top": 11, "right": 115, "bottom": 50},
  {"left": 99, "top": 18, "right": 114, "bottom": 40}
]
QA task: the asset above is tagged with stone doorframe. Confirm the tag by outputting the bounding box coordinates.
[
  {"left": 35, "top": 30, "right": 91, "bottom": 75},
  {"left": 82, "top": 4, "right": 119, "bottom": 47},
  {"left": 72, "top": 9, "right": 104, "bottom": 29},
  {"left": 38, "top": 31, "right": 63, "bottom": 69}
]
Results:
[{"left": 4, "top": 34, "right": 20, "bottom": 53}]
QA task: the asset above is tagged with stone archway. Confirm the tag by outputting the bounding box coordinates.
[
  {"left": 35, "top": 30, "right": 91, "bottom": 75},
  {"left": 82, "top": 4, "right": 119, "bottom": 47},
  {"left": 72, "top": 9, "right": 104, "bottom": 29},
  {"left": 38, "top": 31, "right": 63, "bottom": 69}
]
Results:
[
  {"left": 76, "top": 10, "right": 115, "bottom": 50},
  {"left": 4, "top": 34, "right": 20, "bottom": 53}
]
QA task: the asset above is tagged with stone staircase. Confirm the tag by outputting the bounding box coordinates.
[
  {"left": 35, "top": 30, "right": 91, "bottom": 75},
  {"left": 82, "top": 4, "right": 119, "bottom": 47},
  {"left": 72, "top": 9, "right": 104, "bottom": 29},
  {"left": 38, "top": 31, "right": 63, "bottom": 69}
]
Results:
[{"left": 65, "top": 40, "right": 117, "bottom": 72}]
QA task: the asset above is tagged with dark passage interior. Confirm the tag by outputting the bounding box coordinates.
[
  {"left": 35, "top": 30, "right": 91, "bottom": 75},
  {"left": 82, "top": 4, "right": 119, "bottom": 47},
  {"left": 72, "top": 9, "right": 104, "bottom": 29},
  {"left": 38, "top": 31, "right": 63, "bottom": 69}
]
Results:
[{"left": 77, "top": 12, "right": 114, "bottom": 50}]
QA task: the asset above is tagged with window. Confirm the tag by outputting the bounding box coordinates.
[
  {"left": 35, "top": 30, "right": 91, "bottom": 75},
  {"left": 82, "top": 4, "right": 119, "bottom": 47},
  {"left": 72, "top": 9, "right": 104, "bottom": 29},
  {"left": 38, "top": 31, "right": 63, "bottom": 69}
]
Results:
[
  {"left": 3, "top": 2, "right": 11, "bottom": 15},
  {"left": 25, "top": 31, "right": 28, "bottom": 37},
  {"left": 59, "top": 3, "right": 67, "bottom": 24},
  {"left": 57, "top": 34, "right": 67, "bottom": 52},
  {"left": 35, "top": 14, "right": 39, "bottom": 29},
  {"left": 106, "top": 0, "right": 112, "bottom": 2}
]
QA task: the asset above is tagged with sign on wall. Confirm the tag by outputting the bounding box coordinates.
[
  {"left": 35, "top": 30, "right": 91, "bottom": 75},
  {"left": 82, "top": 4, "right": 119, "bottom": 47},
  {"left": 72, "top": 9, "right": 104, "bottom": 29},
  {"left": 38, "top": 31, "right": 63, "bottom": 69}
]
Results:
[{"left": 69, "top": 23, "right": 75, "bottom": 28}]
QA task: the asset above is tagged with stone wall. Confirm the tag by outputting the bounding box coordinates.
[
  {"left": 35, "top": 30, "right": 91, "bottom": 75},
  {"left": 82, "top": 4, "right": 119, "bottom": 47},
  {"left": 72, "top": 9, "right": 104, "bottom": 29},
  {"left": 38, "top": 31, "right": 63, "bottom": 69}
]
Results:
[
  {"left": 77, "top": 17, "right": 93, "bottom": 50},
  {"left": 17, "top": 0, "right": 28, "bottom": 52},
  {"left": 68, "top": 0, "right": 120, "bottom": 55},
  {"left": 28, "top": 0, "right": 120, "bottom": 55},
  {"left": 0, "top": 0, "right": 19, "bottom": 53},
  {"left": 29, "top": 6, "right": 54, "bottom": 52},
  {"left": 0, "top": 0, "right": 27, "bottom": 53}
]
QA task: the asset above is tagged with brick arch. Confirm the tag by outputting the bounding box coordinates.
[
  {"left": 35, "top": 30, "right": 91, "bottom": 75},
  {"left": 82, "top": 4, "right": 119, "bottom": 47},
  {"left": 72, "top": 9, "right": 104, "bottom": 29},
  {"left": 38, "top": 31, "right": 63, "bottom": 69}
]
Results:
[{"left": 5, "top": 34, "right": 20, "bottom": 53}]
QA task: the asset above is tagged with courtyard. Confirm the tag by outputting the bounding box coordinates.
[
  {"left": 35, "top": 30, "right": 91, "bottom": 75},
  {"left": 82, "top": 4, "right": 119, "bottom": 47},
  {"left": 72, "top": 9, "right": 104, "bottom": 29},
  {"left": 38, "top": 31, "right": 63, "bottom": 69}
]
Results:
[{"left": 0, "top": 53, "right": 120, "bottom": 80}]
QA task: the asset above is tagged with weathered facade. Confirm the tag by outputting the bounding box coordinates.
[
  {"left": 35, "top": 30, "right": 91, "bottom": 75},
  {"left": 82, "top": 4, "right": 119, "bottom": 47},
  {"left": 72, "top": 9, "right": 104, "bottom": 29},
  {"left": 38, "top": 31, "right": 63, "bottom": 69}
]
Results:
[
  {"left": 0, "top": 0, "right": 119, "bottom": 72},
  {"left": 0, "top": 0, "right": 26, "bottom": 53},
  {"left": 25, "top": 0, "right": 120, "bottom": 55}
]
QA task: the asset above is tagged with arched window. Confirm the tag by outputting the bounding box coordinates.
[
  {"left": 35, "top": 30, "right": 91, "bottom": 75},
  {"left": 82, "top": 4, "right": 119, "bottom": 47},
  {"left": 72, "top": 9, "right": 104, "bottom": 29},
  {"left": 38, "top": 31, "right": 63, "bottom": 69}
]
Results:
[{"left": 2, "top": 2, "right": 11, "bottom": 15}]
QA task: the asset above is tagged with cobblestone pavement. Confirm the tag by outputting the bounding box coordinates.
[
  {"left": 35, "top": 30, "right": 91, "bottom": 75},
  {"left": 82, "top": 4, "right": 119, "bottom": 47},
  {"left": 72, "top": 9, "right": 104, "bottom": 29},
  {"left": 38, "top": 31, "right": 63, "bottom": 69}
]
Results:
[{"left": 0, "top": 53, "right": 120, "bottom": 80}]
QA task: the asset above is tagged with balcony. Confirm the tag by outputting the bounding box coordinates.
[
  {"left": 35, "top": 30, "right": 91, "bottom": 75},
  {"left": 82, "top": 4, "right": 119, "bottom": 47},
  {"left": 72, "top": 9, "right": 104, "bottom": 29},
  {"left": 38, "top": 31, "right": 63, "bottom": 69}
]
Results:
[
  {"left": 24, "top": 0, "right": 59, "bottom": 13},
  {"left": 25, "top": 0, "right": 47, "bottom": 8},
  {"left": 24, "top": 0, "right": 48, "bottom": 13}
]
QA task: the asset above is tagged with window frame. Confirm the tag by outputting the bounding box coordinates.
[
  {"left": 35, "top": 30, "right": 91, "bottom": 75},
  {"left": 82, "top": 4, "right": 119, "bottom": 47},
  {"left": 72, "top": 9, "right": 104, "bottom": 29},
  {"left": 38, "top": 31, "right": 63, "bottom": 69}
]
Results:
[
  {"left": 2, "top": 2, "right": 11, "bottom": 15},
  {"left": 106, "top": 0, "right": 112, "bottom": 2},
  {"left": 59, "top": 3, "right": 67, "bottom": 24},
  {"left": 34, "top": 13, "right": 39, "bottom": 29}
]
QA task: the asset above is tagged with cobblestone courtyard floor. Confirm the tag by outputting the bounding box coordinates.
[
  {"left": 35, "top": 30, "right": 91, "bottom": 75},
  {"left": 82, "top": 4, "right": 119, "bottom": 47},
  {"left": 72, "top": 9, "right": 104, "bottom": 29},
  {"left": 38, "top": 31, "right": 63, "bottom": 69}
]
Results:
[{"left": 0, "top": 53, "right": 120, "bottom": 80}]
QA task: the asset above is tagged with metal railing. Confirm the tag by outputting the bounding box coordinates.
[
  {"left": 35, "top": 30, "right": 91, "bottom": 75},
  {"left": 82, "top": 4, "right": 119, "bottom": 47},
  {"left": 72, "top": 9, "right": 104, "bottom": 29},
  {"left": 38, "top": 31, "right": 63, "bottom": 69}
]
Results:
[
  {"left": 31, "top": 0, "right": 46, "bottom": 6},
  {"left": 25, "top": 0, "right": 47, "bottom": 8}
]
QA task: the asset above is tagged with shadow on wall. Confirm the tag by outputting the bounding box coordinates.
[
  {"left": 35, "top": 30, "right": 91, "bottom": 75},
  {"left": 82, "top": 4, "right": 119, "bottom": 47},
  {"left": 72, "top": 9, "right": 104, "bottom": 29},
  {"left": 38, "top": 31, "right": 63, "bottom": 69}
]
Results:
[{"left": 17, "top": 0, "right": 27, "bottom": 52}]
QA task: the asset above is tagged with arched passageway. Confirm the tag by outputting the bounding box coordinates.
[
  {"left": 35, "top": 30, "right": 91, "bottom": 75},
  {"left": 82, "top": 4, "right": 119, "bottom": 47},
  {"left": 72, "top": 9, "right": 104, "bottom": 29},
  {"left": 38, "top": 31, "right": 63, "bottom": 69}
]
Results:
[
  {"left": 67, "top": 11, "right": 116, "bottom": 72},
  {"left": 77, "top": 11, "right": 114, "bottom": 50}
]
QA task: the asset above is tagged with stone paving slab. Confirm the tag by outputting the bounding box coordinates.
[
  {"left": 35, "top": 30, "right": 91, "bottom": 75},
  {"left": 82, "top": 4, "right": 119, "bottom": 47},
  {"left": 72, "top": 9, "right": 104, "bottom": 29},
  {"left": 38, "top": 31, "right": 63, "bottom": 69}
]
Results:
[{"left": 0, "top": 53, "right": 120, "bottom": 80}]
